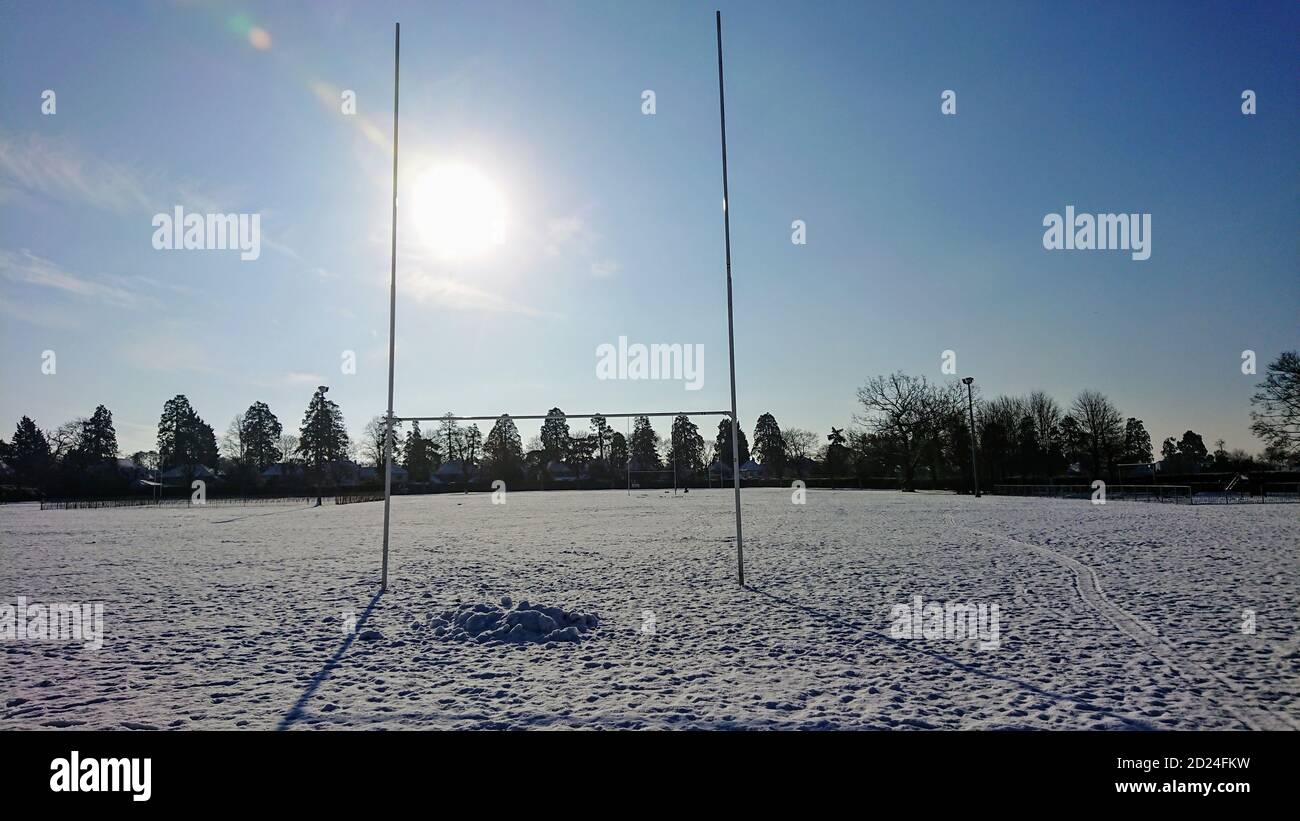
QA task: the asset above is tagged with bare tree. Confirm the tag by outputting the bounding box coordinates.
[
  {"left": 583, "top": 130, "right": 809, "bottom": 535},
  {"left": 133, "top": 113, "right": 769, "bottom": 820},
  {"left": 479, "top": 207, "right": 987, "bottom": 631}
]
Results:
[
  {"left": 363, "top": 414, "right": 402, "bottom": 469},
  {"left": 1250, "top": 351, "right": 1300, "bottom": 459},
  {"left": 1070, "top": 389, "right": 1124, "bottom": 479},
  {"left": 854, "top": 372, "right": 961, "bottom": 491},
  {"left": 221, "top": 413, "right": 247, "bottom": 462},
  {"left": 437, "top": 413, "right": 463, "bottom": 464},
  {"left": 277, "top": 433, "right": 300, "bottom": 465},
  {"left": 781, "top": 428, "right": 818, "bottom": 479},
  {"left": 48, "top": 418, "right": 85, "bottom": 462},
  {"left": 1028, "top": 390, "right": 1062, "bottom": 471}
]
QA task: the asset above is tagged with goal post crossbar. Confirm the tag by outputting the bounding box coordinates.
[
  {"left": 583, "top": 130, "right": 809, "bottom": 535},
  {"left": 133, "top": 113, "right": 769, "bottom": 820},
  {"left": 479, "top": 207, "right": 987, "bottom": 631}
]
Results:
[{"left": 393, "top": 410, "right": 733, "bottom": 423}]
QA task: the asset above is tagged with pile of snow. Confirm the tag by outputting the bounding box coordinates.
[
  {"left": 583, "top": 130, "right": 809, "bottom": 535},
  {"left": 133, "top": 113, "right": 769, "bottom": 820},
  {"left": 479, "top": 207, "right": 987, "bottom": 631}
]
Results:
[{"left": 423, "top": 596, "right": 598, "bottom": 644}]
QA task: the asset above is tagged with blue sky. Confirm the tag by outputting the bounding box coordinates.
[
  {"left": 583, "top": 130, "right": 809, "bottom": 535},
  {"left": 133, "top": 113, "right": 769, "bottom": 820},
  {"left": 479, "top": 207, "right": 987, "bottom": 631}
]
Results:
[{"left": 1, "top": 0, "right": 1296, "bottom": 456}]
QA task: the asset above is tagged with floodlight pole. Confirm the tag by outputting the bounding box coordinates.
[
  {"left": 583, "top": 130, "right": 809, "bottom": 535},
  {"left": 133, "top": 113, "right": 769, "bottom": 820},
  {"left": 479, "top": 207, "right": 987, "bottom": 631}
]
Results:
[
  {"left": 963, "top": 376, "right": 980, "bottom": 498},
  {"left": 381, "top": 22, "right": 400, "bottom": 592},
  {"left": 716, "top": 11, "right": 744, "bottom": 587}
]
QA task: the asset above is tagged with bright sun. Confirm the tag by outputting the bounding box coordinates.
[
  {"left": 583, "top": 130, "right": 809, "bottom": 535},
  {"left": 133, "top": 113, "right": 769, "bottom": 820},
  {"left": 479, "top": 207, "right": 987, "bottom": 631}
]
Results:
[{"left": 411, "top": 163, "right": 506, "bottom": 259}]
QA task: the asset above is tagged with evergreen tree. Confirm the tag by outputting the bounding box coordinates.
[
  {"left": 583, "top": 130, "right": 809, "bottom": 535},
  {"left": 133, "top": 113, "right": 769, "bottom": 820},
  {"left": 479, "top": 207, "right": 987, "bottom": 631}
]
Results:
[
  {"left": 668, "top": 415, "right": 705, "bottom": 479},
  {"left": 240, "top": 401, "right": 283, "bottom": 471},
  {"left": 1121, "top": 417, "right": 1153, "bottom": 464},
  {"left": 9, "top": 416, "right": 52, "bottom": 487},
  {"left": 484, "top": 415, "right": 524, "bottom": 480},
  {"left": 825, "top": 426, "right": 848, "bottom": 484},
  {"left": 157, "top": 395, "right": 218, "bottom": 471},
  {"left": 402, "top": 421, "right": 434, "bottom": 482},
  {"left": 194, "top": 418, "right": 219, "bottom": 468},
  {"left": 296, "top": 387, "right": 350, "bottom": 476},
  {"left": 540, "top": 408, "right": 571, "bottom": 463},
  {"left": 752, "top": 413, "right": 785, "bottom": 478},
  {"left": 629, "top": 416, "right": 660, "bottom": 469},
  {"left": 75, "top": 405, "right": 118, "bottom": 465},
  {"left": 608, "top": 431, "right": 628, "bottom": 473},
  {"left": 157, "top": 396, "right": 193, "bottom": 469},
  {"left": 713, "top": 418, "right": 750, "bottom": 469},
  {"left": 1176, "top": 430, "right": 1208, "bottom": 471},
  {"left": 589, "top": 414, "right": 612, "bottom": 462},
  {"left": 1161, "top": 436, "right": 1179, "bottom": 462},
  {"left": 568, "top": 433, "right": 596, "bottom": 480}
]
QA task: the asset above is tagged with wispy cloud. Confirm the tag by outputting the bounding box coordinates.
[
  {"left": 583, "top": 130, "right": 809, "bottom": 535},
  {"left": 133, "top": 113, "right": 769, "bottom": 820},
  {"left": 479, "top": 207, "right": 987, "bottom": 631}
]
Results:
[
  {"left": 544, "top": 215, "right": 591, "bottom": 255},
  {"left": 0, "top": 132, "right": 225, "bottom": 215},
  {"left": 0, "top": 249, "right": 162, "bottom": 310},
  {"left": 544, "top": 213, "right": 621, "bottom": 279},
  {"left": 0, "top": 290, "right": 80, "bottom": 330},
  {"left": 0, "top": 132, "right": 303, "bottom": 260},
  {"left": 0, "top": 133, "right": 155, "bottom": 214},
  {"left": 590, "top": 258, "right": 621, "bottom": 279}
]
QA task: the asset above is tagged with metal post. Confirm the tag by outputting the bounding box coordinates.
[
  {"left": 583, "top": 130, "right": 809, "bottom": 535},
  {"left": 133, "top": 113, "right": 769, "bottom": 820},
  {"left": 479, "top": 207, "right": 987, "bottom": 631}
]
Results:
[
  {"left": 716, "top": 11, "right": 744, "bottom": 586},
  {"left": 381, "top": 22, "right": 400, "bottom": 592},
  {"left": 963, "top": 376, "right": 980, "bottom": 498}
]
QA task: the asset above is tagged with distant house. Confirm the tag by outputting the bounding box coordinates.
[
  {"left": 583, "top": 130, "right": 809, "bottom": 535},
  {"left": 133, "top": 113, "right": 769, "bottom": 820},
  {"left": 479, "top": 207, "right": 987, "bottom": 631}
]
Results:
[
  {"left": 433, "top": 460, "right": 478, "bottom": 484},
  {"left": 109, "top": 458, "right": 158, "bottom": 488},
  {"left": 260, "top": 462, "right": 305, "bottom": 483},
  {"left": 709, "top": 458, "right": 758, "bottom": 478},
  {"left": 545, "top": 460, "right": 577, "bottom": 482},
  {"left": 1119, "top": 462, "right": 1159, "bottom": 480},
  {"left": 358, "top": 463, "right": 408, "bottom": 488},
  {"left": 327, "top": 460, "right": 363, "bottom": 487},
  {"left": 160, "top": 464, "right": 217, "bottom": 485},
  {"left": 787, "top": 456, "right": 818, "bottom": 478}
]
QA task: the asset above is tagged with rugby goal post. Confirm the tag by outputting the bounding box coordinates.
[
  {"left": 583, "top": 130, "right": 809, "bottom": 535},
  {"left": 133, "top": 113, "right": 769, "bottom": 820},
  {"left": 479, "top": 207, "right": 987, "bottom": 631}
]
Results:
[{"left": 378, "top": 14, "right": 746, "bottom": 590}]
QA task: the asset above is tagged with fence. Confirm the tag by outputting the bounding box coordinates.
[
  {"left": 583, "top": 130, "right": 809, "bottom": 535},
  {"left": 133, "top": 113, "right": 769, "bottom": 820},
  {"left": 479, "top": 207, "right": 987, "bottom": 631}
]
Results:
[
  {"left": 994, "top": 484, "right": 1193, "bottom": 503},
  {"left": 335, "top": 493, "right": 384, "bottom": 506},
  {"left": 40, "top": 496, "right": 323, "bottom": 511},
  {"left": 1261, "top": 483, "right": 1300, "bottom": 502}
]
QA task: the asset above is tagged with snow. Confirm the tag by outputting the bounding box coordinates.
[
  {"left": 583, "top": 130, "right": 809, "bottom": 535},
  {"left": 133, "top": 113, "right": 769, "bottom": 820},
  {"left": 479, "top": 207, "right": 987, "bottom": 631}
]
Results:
[
  {"left": 1, "top": 489, "right": 1296, "bottom": 730},
  {"left": 430, "top": 599, "right": 598, "bottom": 644}
]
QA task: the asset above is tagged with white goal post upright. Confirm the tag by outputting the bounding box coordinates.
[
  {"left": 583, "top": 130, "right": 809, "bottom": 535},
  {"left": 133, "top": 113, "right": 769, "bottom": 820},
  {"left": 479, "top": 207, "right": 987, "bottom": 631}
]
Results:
[
  {"left": 381, "top": 22, "right": 400, "bottom": 593},
  {"left": 716, "top": 11, "right": 745, "bottom": 587},
  {"left": 378, "top": 14, "right": 748, "bottom": 590}
]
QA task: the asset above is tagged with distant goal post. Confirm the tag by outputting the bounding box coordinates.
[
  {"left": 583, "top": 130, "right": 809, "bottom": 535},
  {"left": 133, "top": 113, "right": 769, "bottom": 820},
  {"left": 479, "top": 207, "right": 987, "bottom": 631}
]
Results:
[{"left": 381, "top": 410, "right": 742, "bottom": 584}]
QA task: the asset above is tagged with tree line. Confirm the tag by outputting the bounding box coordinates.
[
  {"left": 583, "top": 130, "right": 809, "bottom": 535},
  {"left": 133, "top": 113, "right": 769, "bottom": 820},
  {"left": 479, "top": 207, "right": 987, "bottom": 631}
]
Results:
[
  {"left": 1, "top": 387, "right": 351, "bottom": 496},
  {"left": 3, "top": 351, "right": 1296, "bottom": 496}
]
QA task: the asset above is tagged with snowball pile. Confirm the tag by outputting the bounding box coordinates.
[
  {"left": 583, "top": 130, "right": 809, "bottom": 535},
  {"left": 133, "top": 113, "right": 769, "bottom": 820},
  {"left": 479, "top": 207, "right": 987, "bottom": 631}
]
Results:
[{"left": 422, "top": 596, "right": 598, "bottom": 644}]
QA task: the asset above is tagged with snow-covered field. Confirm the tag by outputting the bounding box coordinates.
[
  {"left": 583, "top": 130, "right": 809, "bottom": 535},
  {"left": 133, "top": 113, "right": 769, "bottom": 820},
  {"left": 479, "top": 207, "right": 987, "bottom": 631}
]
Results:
[{"left": 2, "top": 488, "right": 1297, "bottom": 730}]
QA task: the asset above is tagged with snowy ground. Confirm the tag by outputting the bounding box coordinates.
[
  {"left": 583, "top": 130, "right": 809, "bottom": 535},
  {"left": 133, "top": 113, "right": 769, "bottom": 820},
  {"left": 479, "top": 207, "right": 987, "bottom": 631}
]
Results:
[{"left": 2, "top": 488, "right": 1297, "bottom": 730}]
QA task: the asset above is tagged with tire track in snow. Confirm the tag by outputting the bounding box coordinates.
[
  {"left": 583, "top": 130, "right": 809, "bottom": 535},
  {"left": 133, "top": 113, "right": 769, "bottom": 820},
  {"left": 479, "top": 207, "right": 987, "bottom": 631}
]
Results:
[{"left": 945, "top": 509, "right": 1294, "bottom": 731}]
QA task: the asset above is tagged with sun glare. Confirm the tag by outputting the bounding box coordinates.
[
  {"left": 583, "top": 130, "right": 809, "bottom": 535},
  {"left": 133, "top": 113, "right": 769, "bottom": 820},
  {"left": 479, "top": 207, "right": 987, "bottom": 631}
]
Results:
[{"left": 411, "top": 163, "right": 506, "bottom": 260}]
